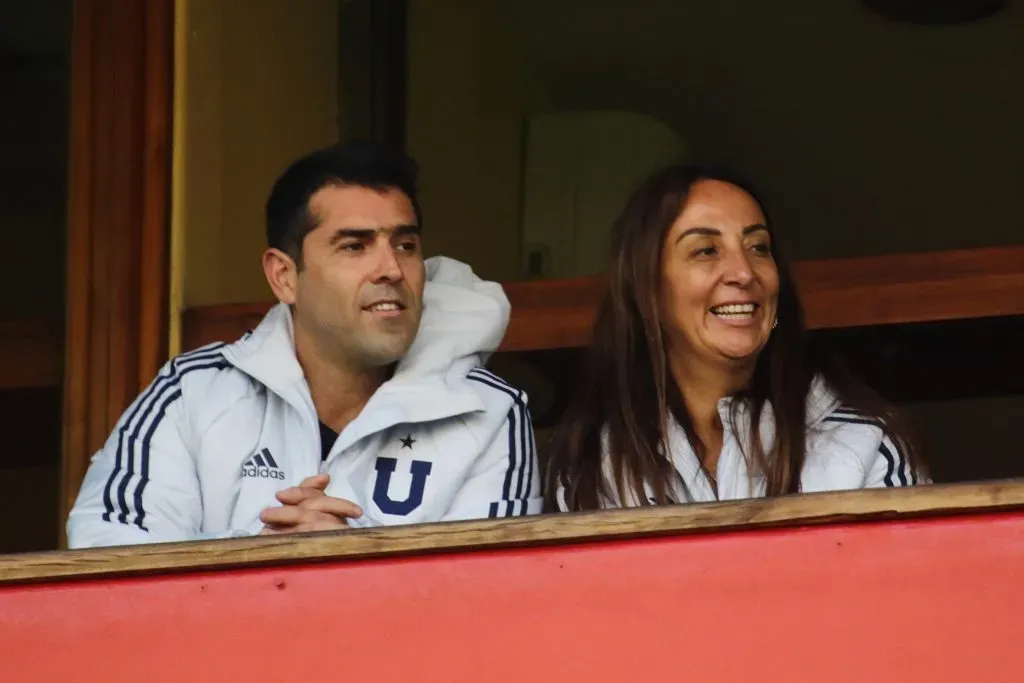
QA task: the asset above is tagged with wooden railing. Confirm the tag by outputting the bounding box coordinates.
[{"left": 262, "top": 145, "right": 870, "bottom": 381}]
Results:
[
  {"left": 1, "top": 481, "right": 1023, "bottom": 682},
  {"left": 1, "top": 480, "right": 1022, "bottom": 585},
  {"left": 180, "top": 245, "right": 1024, "bottom": 353}
]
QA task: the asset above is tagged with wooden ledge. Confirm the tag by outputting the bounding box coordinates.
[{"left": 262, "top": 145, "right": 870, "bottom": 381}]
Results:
[
  {"left": 180, "top": 245, "right": 1024, "bottom": 352},
  {"left": 2, "top": 480, "right": 1023, "bottom": 585}
]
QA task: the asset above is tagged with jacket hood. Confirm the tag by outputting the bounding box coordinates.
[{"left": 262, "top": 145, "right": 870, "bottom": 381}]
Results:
[
  {"left": 220, "top": 256, "right": 510, "bottom": 427},
  {"left": 395, "top": 255, "right": 510, "bottom": 380}
]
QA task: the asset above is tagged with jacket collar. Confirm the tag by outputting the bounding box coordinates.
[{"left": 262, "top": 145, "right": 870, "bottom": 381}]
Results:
[
  {"left": 220, "top": 303, "right": 484, "bottom": 447},
  {"left": 661, "top": 375, "right": 840, "bottom": 497},
  {"left": 714, "top": 374, "right": 839, "bottom": 435}
]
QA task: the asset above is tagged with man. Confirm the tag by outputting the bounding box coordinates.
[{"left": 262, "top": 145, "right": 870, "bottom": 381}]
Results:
[{"left": 67, "top": 140, "right": 540, "bottom": 547}]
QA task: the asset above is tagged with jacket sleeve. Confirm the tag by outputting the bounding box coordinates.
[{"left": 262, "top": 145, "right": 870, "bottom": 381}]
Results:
[
  {"left": 863, "top": 430, "right": 926, "bottom": 488},
  {"left": 441, "top": 393, "right": 542, "bottom": 521},
  {"left": 66, "top": 356, "right": 244, "bottom": 548}
]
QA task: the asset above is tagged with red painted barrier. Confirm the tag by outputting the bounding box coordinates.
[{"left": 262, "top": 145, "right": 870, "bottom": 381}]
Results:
[{"left": 2, "top": 511, "right": 1023, "bottom": 682}]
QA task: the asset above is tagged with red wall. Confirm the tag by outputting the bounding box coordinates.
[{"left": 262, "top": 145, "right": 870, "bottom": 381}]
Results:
[{"left": 2, "top": 512, "right": 1022, "bottom": 682}]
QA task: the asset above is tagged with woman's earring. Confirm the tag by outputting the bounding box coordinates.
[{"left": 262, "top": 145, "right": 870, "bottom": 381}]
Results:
[{"left": 772, "top": 318, "right": 778, "bottom": 329}]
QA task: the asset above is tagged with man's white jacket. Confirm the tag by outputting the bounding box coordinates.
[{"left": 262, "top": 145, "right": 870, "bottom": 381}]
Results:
[{"left": 68, "top": 257, "right": 541, "bottom": 548}]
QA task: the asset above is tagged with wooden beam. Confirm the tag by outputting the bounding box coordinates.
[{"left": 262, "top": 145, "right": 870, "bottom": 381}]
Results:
[
  {"left": 180, "top": 245, "right": 1024, "bottom": 353},
  {"left": 794, "top": 245, "right": 1024, "bottom": 329},
  {"left": 61, "top": 0, "right": 174, "bottom": 543},
  {"left": 3, "top": 479, "right": 1023, "bottom": 585}
]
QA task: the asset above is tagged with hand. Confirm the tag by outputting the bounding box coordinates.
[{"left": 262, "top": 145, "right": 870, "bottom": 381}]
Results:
[{"left": 259, "top": 473, "right": 363, "bottom": 535}]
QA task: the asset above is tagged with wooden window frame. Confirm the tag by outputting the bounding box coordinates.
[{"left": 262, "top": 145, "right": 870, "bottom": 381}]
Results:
[
  {"left": 2, "top": 480, "right": 1023, "bottom": 584},
  {"left": 60, "top": 0, "right": 174, "bottom": 539},
  {"left": 51, "top": 0, "right": 1023, "bottom": 551}
]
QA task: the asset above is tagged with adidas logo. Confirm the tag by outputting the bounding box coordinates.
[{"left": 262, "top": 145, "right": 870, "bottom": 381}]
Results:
[{"left": 241, "top": 448, "right": 285, "bottom": 480}]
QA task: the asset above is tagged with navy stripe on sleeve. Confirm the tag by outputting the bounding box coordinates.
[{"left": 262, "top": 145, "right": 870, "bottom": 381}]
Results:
[
  {"left": 882, "top": 439, "right": 909, "bottom": 487},
  {"left": 467, "top": 368, "right": 533, "bottom": 517},
  {"left": 102, "top": 344, "right": 228, "bottom": 530},
  {"left": 824, "top": 414, "right": 910, "bottom": 488},
  {"left": 133, "top": 387, "right": 185, "bottom": 531},
  {"left": 516, "top": 396, "right": 529, "bottom": 503},
  {"left": 103, "top": 346, "right": 224, "bottom": 522},
  {"left": 822, "top": 415, "right": 880, "bottom": 428},
  {"left": 504, "top": 404, "right": 519, "bottom": 514},
  {"left": 878, "top": 440, "right": 897, "bottom": 487},
  {"left": 521, "top": 405, "right": 536, "bottom": 515},
  {"left": 829, "top": 405, "right": 868, "bottom": 418}
]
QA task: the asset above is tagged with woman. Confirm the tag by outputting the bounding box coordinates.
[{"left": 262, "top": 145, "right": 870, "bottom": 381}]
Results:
[{"left": 545, "top": 165, "right": 925, "bottom": 511}]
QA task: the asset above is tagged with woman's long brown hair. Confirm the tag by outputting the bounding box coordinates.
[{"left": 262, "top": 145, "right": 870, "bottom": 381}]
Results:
[{"left": 544, "top": 165, "right": 922, "bottom": 511}]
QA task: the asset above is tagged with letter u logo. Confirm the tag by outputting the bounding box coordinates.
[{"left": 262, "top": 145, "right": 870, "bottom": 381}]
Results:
[{"left": 373, "top": 458, "right": 433, "bottom": 516}]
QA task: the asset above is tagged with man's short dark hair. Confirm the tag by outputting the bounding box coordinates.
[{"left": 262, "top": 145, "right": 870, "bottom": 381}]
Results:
[{"left": 265, "top": 139, "right": 422, "bottom": 266}]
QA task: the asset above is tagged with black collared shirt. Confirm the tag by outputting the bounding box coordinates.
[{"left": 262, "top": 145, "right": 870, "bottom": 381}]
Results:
[{"left": 319, "top": 421, "right": 338, "bottom": 462}]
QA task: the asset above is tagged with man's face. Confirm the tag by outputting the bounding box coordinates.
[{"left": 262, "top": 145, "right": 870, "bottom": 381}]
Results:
[{"left": 277, "top": 184, "right": 425, "bottom": 369}]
